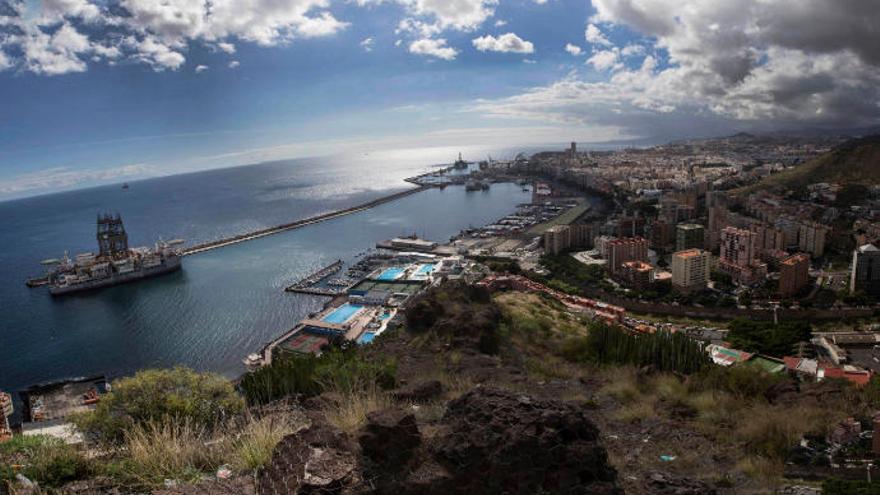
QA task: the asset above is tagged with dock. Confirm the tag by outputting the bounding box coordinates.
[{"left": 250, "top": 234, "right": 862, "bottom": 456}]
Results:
[
  {"left": 285, "top": 260, "right": 349, "bottom": 295},
  {"left": 182, "top": 186, "right": 429, "bottom": 256}
]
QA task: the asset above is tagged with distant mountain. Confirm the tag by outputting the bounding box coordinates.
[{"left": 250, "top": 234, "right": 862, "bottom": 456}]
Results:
[{"left": 750, "top": 134, "right": 880, "bottom": 191}]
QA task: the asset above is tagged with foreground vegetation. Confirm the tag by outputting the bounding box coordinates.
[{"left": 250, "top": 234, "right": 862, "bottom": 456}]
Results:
[
  {"left": 5, "top": 283, "right": 880, "bottom": 492},
  {"left": 492, "top": 290, "right": 880, "bottom": 489}
]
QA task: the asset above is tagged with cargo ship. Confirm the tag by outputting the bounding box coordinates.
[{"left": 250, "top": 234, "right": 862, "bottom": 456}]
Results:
[{"left": 33, "top": 214, "right": 183, "bottom": 296}]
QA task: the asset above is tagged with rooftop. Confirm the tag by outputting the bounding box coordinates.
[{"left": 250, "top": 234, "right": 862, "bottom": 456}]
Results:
[{"left": 674, "top": 248, "right": 706, "bottom": 259}]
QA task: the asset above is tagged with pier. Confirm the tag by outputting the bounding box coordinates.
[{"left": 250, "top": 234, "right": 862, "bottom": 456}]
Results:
[
  {"left": 285, "top": 259, "right": 345, "bottom": 294},
  {"left": 182, "top": 185, "right": 429, "bottom": 256}
]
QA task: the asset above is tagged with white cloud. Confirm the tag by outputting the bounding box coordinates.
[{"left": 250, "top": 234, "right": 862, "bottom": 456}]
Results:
[
  {"left": 585, "top": 23, "right": 612, "bottom": 47},
  {"left": 228, "top": 60, "right": 240, "bottom": 68},
  {"left": 0, "top": 50, "right": 11, "bottom": 71},
  {"left": 587, "top": 48, "right": 621, "bottom": 71},
  {"left": 21, "top": 23, "right": 92, "bottom": 75},
  {"left": 472, "top": 32, "right": 534, "bottom": 54},
  {"left": 126, "top": 35, "right": 186, "bottom": 71},
  {"left": 409, "top": 38, "right": 457, "bottom": 60},
  {"left": 360, "top": 37, "right": 374, "bottom": 52},
  {"left": 385, "top": 0, "right": 499, "bottom": 59},
  {"left": 404, "top": 0, "right": 498, "bottom": 32},
  {"left": 565, "top": 43, "right": 582, "bottom": 56},
  {"left": 0, "top": 0, "right": 350, "bottom": 74},
  {"left": 475, "top": 0, "right": 880, "bottom": 138},
  {"left": 620, "top": 44, "right": 645, "bottom": 57},
  {"left": 494, "top": 19, "right": 507, "bottom": 27},
  {"left": 195, "top": 64, "right": 208, "bottom": 73},
  {"left": 0, "top": 164, "right": 158, "bottom": 198},
  {"left": 39, "top": 0, "right": 101, "bottom": 24}
]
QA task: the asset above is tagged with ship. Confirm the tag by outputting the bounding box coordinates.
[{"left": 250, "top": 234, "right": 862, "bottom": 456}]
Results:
[
  {"left": 453, "top": 152, "right": 468, "bottom": 170},
  {"left": 122, "top": 182, "right": 129, "bottom": 190},
  {"left": 465, "top": 179, "right": 490, "bottom": 192},
  {"left": 34, "top": 213, "right": 184, "bottom": 296}
]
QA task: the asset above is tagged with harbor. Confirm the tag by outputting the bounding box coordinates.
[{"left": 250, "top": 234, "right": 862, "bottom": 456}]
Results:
[
  {"left": 181, "top": 185, "right": 429, "bottom": 256},
  {"left": 0, "top": 171, "right": 534, "bottom": 401}
]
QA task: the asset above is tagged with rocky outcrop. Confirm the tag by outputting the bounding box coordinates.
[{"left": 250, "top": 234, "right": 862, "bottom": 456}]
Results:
[
  {"left": 359, "top": 409, "right": 421, "bottom": 473},
  {"left": 644, "top": 472, "right": 717, "bottom": 495},
  {"left": 432, "top": 387, "right": 621, "bottom": 495},
  {"left": 258, "top": 424, "right": 359, "bottom": 495},
  {"left": 392, "top": 380, "right": 442, "bottom": 403}
]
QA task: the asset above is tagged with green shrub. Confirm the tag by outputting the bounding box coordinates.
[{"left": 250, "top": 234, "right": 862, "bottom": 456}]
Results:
[
  {"left": 239, "top": 347, "right": 396, "bottom": 405},
  {"left": 240, "top": 354, "right": 323, "bottom": 404},
  {"left": 74, "top": 367, "right": 244, "bottom": 445},
  {"left": 567, "top": 322, "right": 710, "bottom": 374},
  {"left": 726, "top": 319, "right": 811, "bottom": 357},
  {"left": 694, "top": 364, "right": 785, "bottom": 399},
  {"left": 0, "top": 434, "right": 91, "bottom": 488},
  {"left": 823, "top": 478, "right": 880, "bottom": 495}
]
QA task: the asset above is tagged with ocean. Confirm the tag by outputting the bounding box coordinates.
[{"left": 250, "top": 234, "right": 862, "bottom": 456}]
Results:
[{"left": 0, "top": 146, "right": 532, "bottom": 398}]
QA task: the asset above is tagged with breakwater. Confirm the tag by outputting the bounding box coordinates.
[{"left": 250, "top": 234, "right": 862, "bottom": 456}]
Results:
[{"left": 182, "top": 186, "right": 429, "bottom": 256}]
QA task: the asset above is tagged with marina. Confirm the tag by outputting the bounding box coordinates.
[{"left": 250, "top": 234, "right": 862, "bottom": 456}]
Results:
[
  {"left": 285, "top": 259, "right": 345, "bottom": 294},
  {"left": 247, "top": 251, "right": 460, "bottom": 369}
]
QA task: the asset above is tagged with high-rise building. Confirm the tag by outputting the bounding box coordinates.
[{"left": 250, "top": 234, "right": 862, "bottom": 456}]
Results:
[
  {"left": 719, "top": 227, "right": 766, "bottom": 285},
  {"left": 671, "top": 249, "right": 710, "bottom": 292},
  {"left": 705, "top": 190, "right": 728, "bottom": 250},
  {"left": 570, "top": 223, "right": 593, "bottom": 249},
  {"left": 649, "top": 219, "right": 675, "bottom": 249},
  {"left": 720, "top": 227, "right": 755, "bottom": 268},
  {"left": 851, "top": 244, "right": 880, "bottom": 296},
  {"left": 616, "top": 216, "right": 646, "bottom": 237},
  {"left": 779, "top": 253, "right": 810, "bottom": 297},
  {"left": 543, "top": 225, "right": 571, "bottom": 255},
  {"left": 607, "top": 237, "right": 649, "bottom": 274},
  {"left": 750, "top": 223, "right": 785, "bottom": 254},
  {"left": 594, "top": 235, "right": 614, "bottom": 259},
  {"left": 676, "top": 223, "right": 705, "bottom": 252},
  {"left": 619, "top": 261, "right": 654, "bottom": 290},
  {"left": 799, "top": 222, "right": 829, "bottom": 258},
  {"left": 775, "top": 217, "right": 801, "bottom": 249}
]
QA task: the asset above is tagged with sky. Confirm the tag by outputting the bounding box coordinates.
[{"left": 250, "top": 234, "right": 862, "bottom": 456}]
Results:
[{"left": 0, "top": 0, "right": 879, "bottom": 200}]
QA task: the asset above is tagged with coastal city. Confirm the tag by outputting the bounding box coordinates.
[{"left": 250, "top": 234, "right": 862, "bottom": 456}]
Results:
[{"left": 5, "top": 132, "right": 880, "bottom": 492}]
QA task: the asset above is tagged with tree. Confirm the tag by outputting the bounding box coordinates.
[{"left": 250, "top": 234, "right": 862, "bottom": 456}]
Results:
[{"left": 726, "top": 319, "right": 812, "bottom": 357}]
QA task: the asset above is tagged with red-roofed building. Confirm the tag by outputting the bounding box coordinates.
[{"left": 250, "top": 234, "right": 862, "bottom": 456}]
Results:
[{"left": 820, "top": 366, "right": 873, "bottom": 387}]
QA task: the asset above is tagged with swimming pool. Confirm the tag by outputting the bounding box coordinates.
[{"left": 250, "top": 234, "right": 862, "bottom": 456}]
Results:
[
  {"left": 416, "top": 263, "right": 436, "bottom": 275},
  {"left": 358, "top": 332, "right": 376, "bottom": 344},
  {"left": 377, "top": 267, "right": 404, "bottom": 281},
  {"left": 322, "top": 303, "right": 364, "bottom": 324}
]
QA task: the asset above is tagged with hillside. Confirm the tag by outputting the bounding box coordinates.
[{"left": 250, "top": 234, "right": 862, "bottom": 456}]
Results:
[
  {"left": 5, "top": 282, "right": 880, "bottom": 494},
  {"left": 748, "top": 134, "right": 880, "bottom": 192}
]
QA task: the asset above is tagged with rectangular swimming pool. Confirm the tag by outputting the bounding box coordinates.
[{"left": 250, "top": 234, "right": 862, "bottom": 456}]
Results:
[
  {"left": 358, "top": 332, "right": 376, "bottom": 344},
  {"left": 322, "top": 303, "right": 364, "bottom": 324},
  {"left": 416, "top": 263, "right": 436, "bottom": 275},
  {"left": 376, "top": 267, "right": 404, "bottom": 281}
]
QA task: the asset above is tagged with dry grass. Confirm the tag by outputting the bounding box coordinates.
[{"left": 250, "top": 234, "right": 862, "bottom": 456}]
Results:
[
  {"left": 323, "top": 384, "right": 392, "bottom": 434},
  {"left": 119, "top": 419, "right": 224, "bottom": 486},
  {"left": 436, "top": 369, "right": 476, "bottom": 400},
  {"left": 736, "top": 456, "right": 784, "bottom": 486},
  {"left": 227, "top": 415, "right": 298, "bottom": 473},
  {"left": 599, "top": 367, "right": 641, "bottom": 404}
]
